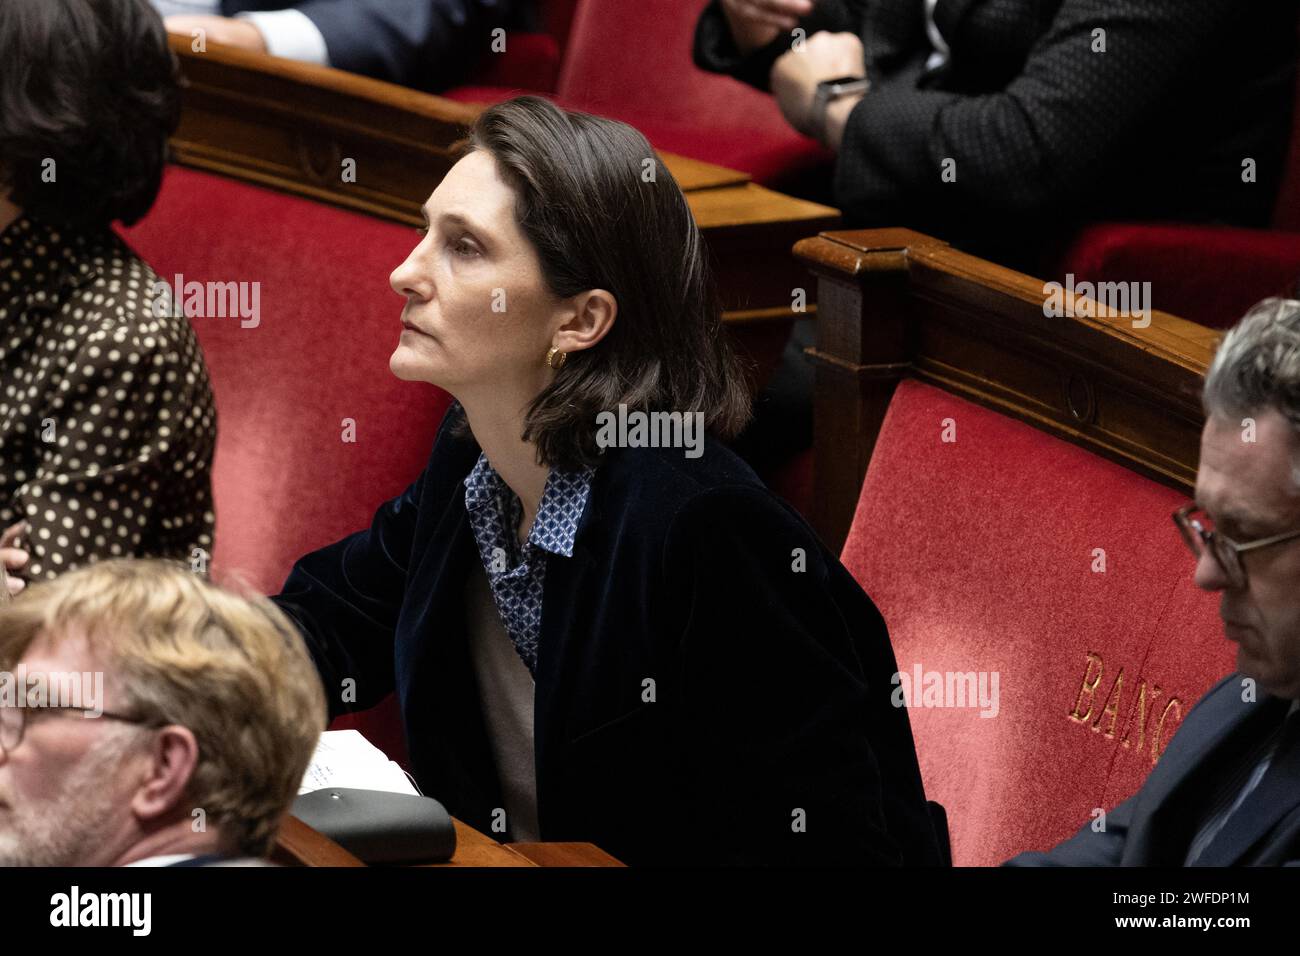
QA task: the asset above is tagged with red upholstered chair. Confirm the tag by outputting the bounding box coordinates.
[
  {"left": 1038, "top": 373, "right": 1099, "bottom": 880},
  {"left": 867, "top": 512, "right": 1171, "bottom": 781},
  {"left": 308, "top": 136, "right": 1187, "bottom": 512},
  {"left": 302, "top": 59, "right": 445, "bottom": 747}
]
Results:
[
  {"left": 119, "top": 165, "right": 454, "bottom": 765},
  {"left": 798, "top": 227, "right": 1231, "bottom": 865},
  {"left": 841, "top": 379, "right": 1230, "bottom": 865},
  {"left": 444, "top": 0, "right": 833, "bottom": 194},
  {"left": 1054, "top": 17, "right": 1300, "bottom": 329}
]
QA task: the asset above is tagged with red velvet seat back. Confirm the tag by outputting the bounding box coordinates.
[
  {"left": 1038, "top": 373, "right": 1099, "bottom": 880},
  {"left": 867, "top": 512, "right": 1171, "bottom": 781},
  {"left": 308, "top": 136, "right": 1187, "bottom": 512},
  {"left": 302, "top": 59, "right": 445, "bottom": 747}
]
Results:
[
  {"left": 1057, "top": 223, "right": 1300, "bottom": 330},
  {"left": 120, "top": 166, "right": 452, "bottom": 596},
  {"left": 840, "top": 380, "right": 1233, "bottom": 866},
  {"left": 558, "top": 0, "right": 776, "bottom": 125},
  {"left": 541, "top": 0, "right": 580, "bottom": 53}
]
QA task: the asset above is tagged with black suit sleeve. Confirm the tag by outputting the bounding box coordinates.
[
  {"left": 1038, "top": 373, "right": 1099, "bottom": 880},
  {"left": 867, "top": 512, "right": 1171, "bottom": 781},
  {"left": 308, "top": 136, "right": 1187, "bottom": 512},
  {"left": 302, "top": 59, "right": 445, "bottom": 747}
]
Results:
[
  {"left": 294, "top": 0, "right": 516, "bottom": 90},
  {"left": 1003, "top": 794, "right": 1135, "bottom": 866},
  {"left": 271, "top": 459, "right": 428, "bottom": 721},
  {"left": 661, "top": 484, "right": 910, "bottom": 865},
  {"left": 835, "top": 0, "right": 1239, "bottom": 224}
]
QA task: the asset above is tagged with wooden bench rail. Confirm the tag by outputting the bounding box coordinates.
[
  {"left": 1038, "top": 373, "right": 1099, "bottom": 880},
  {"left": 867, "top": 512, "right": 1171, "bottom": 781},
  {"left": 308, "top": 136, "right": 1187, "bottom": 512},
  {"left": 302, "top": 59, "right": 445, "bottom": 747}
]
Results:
[
  {"left": 271, "top": 814, "right": 366, "bottom": 867},
  {"left": 167, "top": 35, "right": 478, "bottom": 224},
  {"left": 794, "top": 228, "right": 1222, "bottom": 551}
]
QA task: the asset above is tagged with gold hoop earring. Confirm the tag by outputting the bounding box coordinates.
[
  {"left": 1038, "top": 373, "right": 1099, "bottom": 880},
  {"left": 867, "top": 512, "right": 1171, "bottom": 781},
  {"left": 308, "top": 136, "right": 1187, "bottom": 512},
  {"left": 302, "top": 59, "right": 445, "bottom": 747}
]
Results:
[{"left": 546, "top": 346, "right": 567, "bottom": 370}]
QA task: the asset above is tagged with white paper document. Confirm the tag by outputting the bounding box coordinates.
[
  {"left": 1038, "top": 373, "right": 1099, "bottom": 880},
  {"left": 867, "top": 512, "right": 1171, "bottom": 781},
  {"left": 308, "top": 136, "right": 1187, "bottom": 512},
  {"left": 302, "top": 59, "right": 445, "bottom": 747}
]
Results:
[{"left": 299, "top": 729, "right": 419, "bottom": 796}]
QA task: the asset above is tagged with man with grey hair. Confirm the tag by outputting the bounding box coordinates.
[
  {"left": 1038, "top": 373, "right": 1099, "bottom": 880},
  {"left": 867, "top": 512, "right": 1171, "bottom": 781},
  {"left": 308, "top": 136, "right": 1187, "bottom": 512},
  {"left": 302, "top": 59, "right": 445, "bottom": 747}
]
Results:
[{"left": 1008, "top": 297, "right": 1300, "bottom": 866}]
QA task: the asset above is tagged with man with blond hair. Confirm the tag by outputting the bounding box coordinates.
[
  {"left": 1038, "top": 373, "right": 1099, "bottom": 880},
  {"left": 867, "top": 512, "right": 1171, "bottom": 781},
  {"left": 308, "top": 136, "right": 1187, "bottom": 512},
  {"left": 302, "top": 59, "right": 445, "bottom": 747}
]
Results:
[{"left": 0, "top": 559, "right": 327, "bottom": 866}]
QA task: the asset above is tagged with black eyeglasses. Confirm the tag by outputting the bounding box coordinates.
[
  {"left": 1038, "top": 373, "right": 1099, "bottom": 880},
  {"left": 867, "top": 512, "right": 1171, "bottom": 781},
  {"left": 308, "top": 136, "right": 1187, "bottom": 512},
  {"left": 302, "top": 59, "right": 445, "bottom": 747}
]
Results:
[
  {"left": 0, "top": 705, "right": 159, "bottom": 759},
  {"left": 1172, "top": 502, "right": 1300, "bottom": 589}
]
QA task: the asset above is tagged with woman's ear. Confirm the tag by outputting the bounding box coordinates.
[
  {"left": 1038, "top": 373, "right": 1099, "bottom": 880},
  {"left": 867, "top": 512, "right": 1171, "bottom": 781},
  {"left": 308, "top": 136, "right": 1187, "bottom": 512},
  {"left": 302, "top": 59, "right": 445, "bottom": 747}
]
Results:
[{"left": 554, "top": 289, "right": 617, "bottom": 355}]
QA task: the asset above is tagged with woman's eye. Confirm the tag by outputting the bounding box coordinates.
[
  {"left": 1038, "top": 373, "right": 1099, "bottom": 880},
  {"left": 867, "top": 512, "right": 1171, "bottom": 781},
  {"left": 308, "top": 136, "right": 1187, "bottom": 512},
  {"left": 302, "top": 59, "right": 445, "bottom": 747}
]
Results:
[{"left": 450, "top": 237, "right": 479, "bottom": 258}]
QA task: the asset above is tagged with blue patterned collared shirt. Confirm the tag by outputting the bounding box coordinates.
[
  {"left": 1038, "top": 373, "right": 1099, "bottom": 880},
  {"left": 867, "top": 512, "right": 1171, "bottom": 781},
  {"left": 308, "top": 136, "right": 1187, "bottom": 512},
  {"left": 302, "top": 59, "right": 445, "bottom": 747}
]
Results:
[{"left": 463, "top": 453, "right": 594, "bottom": 677}]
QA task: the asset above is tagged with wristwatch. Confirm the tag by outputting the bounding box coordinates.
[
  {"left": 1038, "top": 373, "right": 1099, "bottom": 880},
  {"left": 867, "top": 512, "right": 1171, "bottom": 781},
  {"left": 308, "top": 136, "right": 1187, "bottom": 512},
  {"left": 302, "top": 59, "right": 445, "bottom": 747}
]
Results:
[{"left": 811, "top": 75, "right": 870, "bottom": 145}]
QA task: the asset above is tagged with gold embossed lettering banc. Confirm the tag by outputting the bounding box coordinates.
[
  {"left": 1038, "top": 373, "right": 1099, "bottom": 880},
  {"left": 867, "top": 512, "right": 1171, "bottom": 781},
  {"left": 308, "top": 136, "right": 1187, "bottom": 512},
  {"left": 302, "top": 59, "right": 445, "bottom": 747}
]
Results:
[{"left": 1067, "top": 652, "right": 1184, "bottom": 765}]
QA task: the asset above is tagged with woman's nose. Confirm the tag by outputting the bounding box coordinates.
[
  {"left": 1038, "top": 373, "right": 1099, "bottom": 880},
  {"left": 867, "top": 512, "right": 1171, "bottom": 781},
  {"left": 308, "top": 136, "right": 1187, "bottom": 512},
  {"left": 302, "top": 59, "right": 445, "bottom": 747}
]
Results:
[{"left": 390, "top": 246, "right": 430, "bottom": 300}]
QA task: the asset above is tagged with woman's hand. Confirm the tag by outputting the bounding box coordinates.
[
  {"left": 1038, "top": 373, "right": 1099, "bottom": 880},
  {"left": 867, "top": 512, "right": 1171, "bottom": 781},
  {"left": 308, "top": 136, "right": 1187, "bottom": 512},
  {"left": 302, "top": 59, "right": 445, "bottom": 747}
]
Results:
[
  {"left": 0, "top": 521, "right": 30, "bottom": 598},
  {"left": 720, "top": 0, "right": 817, "bottom": 55}
]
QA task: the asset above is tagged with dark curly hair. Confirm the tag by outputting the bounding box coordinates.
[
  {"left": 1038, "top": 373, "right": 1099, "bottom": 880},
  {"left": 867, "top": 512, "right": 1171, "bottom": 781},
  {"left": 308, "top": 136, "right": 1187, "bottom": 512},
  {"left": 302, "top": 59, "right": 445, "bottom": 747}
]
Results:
[
  {"left": 0, "top": 0, "right": 180, "bottom": 229},
  {"left": 454, "top": 95, "right": 752, "bottom": 470}
]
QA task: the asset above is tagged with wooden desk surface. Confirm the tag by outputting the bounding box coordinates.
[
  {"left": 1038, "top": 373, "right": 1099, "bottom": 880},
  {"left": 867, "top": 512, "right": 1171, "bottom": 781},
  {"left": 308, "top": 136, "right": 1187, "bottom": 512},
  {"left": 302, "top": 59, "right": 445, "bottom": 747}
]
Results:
[
  {"left": 430, "top": 820, "right": 623, "bottom": 867},
  {"left": 274, "top": 813, "right": 624, "bottom": 867},
  {"left": 685, "top": 179, "right": 836, "bottom": 231},
  {"left": 660, "top": 152, "right": 751, "bottom": 192}
]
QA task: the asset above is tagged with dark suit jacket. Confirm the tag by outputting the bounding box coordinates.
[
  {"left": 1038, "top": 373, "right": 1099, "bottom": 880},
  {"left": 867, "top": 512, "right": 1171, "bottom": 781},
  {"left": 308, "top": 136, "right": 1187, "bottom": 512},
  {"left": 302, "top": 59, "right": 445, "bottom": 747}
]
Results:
[
  {"left": 272, "top": 405, "right": 947, "bottom": 866},
  {"left": 1007, "top": 674, "right": 1300, "bottom": 866},
  {"left": 221, "top": 0, "right": 534, "bottom": 91},
  {"left": 694, "top": 0, "right": 1298, "bottom": 269}
]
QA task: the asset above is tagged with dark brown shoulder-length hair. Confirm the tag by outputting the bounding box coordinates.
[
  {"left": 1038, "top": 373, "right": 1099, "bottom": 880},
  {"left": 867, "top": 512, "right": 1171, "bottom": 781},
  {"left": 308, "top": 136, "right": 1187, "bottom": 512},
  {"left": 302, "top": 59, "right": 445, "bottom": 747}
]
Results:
[
  {"left": 453, "top": 95, "right": 752, "bottom": 471},
  {"left": 0, "top": 0, "right": 180, "bottom": 229}
]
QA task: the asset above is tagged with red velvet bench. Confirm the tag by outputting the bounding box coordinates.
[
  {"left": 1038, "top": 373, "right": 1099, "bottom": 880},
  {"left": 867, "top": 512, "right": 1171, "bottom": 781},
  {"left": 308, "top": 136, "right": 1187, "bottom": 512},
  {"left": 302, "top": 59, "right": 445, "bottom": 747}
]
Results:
[{"left": 798, "top": 227, "right": 1232, "bottom": 865}]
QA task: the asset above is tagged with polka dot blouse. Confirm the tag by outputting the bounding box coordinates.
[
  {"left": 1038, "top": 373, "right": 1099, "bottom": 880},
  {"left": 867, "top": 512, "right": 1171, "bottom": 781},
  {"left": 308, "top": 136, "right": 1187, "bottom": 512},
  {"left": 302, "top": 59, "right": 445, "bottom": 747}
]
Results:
[{"left": 0, "top": 214, "right": 216, "bottom": 580}]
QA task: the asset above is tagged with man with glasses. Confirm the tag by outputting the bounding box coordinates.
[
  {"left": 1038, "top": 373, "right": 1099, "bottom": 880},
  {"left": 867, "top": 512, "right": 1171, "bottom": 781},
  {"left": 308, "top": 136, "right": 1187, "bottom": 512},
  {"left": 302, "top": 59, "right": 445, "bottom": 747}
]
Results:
[
  {"left": 1009, "top": 297, "right": 1300, "bottom": 866},
  {"left": 0, "top": 559, "right": 325, "bottom": 866}
]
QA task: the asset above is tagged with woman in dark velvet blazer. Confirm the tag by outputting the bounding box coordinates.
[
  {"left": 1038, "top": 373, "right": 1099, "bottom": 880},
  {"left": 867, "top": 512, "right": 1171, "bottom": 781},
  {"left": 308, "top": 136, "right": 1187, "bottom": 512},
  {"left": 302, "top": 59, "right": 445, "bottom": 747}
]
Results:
[{"left": 271, "top": 95, "right": 946, "bottom": 867}]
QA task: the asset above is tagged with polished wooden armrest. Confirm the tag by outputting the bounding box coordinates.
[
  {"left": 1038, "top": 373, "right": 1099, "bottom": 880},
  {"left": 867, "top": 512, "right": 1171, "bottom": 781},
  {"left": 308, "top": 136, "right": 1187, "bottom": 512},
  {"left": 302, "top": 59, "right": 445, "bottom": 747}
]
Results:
[
  {"left": 271, "top": 814, "right": 365, "bottom": 867},
  {"left": 793, "top": 227, "right": 1219, "bottom": 550},
  {"left": 502, "top": 842, "right": 625, "bottom": 867}
]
